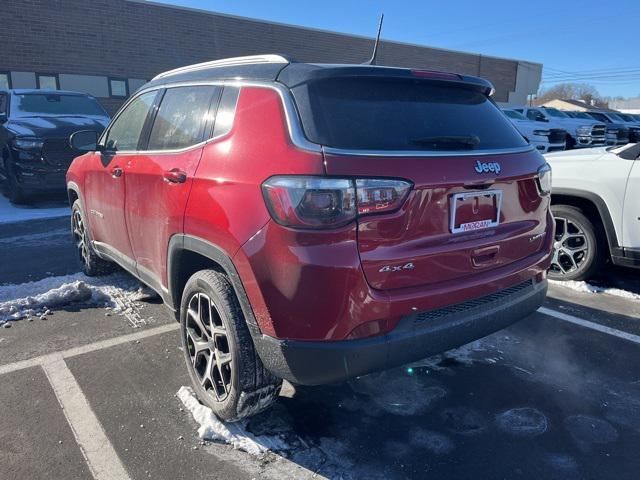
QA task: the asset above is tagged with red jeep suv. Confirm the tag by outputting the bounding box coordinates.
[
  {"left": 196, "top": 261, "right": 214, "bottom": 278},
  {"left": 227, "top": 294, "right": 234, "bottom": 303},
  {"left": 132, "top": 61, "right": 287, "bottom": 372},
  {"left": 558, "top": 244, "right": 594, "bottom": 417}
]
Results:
[{"left": 66, "top": 55, "right": 553, "bottom": 421}]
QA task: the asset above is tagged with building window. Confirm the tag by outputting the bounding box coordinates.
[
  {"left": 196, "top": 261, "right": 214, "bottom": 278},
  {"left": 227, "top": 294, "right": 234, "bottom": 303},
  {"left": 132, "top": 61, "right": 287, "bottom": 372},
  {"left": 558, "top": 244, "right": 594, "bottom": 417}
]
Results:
[
  {"left": 109, "top": 78, "right": 128, "bottom": 98},
  {"left": 0, "top": 73, "right": 10, "bottom": 90},
  {"left": 37, "top": 73, "right": 59, "bottom": 90}
]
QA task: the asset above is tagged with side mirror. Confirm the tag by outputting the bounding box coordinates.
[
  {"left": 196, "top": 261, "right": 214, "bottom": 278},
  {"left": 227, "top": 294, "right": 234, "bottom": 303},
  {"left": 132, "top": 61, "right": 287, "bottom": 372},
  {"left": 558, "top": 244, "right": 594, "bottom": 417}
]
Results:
[
  {"left": 0, "top": 112, "right": 7, "bottom": 123},
  {"left": 70, "top": 130, "right": 100, "bottom": 152}
]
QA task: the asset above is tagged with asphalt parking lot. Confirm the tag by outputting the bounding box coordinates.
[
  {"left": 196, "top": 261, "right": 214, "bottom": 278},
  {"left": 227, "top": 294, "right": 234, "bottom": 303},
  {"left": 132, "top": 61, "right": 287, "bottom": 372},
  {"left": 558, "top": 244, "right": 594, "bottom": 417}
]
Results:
[{"left": 1, "top": 212, "right": 640, "bottom": 480}]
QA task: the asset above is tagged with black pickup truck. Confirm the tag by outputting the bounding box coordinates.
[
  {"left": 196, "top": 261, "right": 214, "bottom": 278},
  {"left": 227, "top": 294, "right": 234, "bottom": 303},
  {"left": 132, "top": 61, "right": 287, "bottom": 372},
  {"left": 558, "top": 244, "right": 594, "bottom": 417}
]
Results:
[{"left": 0, "top": 89, "right": 110, "bottom": 203}]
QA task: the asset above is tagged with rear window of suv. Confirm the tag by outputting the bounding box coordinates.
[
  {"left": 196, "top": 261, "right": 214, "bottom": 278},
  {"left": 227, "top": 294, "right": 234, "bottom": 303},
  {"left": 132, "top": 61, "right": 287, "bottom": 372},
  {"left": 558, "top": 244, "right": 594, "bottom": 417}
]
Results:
[{"left": 291, "top": 77, "right": 528, "bottom": 151}]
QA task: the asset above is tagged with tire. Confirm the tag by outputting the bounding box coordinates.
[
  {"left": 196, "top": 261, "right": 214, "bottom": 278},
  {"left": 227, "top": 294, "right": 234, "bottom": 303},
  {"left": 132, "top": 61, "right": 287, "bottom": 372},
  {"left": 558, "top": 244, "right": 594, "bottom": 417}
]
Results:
[
  {"left": 71, "top": 200, "right": 115, "bottom": 276},
  {"left": 180, "top": 269, "right": 282, "bottom": 422},
  {"left": 549, "top": 205, "right": 605, "bottom": 281},
  {"left": 565, "top": 134, "right": 577, "bottom": 150},
  {"left": 4, "top": 158, "right": 27, "bottom": 204}
]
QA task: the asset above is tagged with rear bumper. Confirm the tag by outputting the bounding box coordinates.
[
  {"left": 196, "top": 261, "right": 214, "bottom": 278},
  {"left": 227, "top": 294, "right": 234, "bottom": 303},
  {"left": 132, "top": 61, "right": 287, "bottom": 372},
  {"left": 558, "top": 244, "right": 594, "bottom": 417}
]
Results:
[{"left": 253, "top": 277, "right": 547, "bottom": 385}]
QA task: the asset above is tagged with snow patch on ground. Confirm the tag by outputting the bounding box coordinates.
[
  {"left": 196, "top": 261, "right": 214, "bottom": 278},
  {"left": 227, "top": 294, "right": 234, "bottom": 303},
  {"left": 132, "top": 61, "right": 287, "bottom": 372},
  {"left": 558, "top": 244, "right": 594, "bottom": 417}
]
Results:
[
  {"left": 0, "top": 195, "right": 69, "bottom": 224},
  {"left": 550, "top": 279, "right": 640, "bottom": 301},
  {"left": 177, "top": 386, "right": 289, "bottom": 455},
  {"left": 0, "top": 272, "right": 151, "bottom": 326},
  {"left": 0, "top": 228, "right": 69, "bottom": 247}
]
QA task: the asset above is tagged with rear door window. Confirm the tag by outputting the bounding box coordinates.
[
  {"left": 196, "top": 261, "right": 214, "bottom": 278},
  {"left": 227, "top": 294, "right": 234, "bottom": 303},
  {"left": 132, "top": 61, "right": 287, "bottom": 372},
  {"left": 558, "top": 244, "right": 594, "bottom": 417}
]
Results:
[
  {"left": 147, "top": 85, "right": 219, "bottom": 151},
  {"left": 291, "top": 77, "right": 527, "bottom": 151}
]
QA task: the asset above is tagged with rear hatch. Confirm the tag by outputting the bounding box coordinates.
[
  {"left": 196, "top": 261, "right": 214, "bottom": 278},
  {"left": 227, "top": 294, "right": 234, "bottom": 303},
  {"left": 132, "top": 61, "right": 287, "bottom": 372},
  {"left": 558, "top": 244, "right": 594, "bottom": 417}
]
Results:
[{"left": 289, "top": 72, "right": 549, "bottom": 291}]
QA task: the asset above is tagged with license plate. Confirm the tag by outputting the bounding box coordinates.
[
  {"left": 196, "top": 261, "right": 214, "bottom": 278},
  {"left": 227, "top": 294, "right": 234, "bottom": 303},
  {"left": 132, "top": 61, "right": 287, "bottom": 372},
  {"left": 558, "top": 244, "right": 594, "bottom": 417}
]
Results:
[{"left": 450, "top": 189, "right": 502, "bottom": 234}]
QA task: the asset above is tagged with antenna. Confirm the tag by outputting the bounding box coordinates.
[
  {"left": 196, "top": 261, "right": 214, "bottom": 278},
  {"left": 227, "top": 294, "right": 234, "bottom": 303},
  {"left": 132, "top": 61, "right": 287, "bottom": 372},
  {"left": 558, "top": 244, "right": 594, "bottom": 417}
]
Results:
[{"left": 363, "top": 14, "right": 384, "bottom": 65}]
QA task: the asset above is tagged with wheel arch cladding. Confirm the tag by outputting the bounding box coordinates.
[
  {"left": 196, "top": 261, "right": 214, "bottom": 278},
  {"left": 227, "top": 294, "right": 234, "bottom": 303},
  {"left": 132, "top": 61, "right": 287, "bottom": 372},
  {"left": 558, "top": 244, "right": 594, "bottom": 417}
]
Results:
[
  {"left": 167, "top": 234, "right": 260, "bottom": 333},
  {"left": 551, "top": 188, "right": 618, "bottom": 254}
]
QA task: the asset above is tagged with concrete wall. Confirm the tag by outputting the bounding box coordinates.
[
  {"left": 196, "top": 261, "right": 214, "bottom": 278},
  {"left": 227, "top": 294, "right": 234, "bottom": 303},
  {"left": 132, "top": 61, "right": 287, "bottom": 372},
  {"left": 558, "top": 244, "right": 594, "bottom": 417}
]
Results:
[{"left": 1, "top": 0, "right": 540, "bottom": 114}]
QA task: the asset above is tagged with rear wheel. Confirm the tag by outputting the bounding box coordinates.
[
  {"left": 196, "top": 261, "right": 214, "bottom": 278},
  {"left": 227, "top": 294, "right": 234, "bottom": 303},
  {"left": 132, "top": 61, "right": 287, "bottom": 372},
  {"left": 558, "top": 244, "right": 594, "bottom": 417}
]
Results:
[
  {"left": 180, "top": 270, "right": 281, "bottom": 421},
  {"left": 549, "top": 205, "right": 604, "bottom": 281},
  {"left": 71, "top": 200, "right": 114, "bottom": 276}
]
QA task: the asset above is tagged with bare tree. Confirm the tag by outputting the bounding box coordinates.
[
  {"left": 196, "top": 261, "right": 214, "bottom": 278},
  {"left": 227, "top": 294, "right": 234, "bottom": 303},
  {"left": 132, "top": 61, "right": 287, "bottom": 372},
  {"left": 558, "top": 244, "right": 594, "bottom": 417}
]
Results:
[{"left": 535, "top": 83, "right": 608, "bottom": 107}]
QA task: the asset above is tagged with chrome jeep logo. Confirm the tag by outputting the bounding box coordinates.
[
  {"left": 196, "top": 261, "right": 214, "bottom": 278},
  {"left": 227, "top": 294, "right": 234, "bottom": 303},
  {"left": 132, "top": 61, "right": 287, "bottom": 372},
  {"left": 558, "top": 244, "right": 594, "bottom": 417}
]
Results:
[{"left": 474, "top": 160, "right": 501, "bottom": 174}]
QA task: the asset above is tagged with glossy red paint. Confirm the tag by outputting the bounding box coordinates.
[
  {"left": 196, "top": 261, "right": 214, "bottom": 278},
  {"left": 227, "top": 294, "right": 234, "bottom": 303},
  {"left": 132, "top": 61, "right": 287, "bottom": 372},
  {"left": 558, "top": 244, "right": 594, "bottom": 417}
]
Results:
[{"left": 68, "top": 84, "right": 552, "bottom": 344}]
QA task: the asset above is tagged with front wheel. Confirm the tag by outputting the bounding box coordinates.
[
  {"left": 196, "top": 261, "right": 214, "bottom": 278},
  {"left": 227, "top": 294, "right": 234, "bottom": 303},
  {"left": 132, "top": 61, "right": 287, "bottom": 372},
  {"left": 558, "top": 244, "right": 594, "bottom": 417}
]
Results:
[
  {"left": 180, "top": 270, "right": 282, "bottom": 421},
  {"left": 549, "top": 205, "right": 605, "bottom": 281},
  {"left": 71, "top": 200, "right": 115, "bottom": 276}
]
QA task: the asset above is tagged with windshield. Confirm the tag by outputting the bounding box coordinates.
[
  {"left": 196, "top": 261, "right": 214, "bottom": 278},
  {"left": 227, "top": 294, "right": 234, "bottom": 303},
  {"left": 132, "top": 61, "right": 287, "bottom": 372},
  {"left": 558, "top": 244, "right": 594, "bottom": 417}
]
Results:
[
  {"left": 544, "top": 108, "right": 569, "bottom": 118},
  {"left": 292, "top": 77, "right": 527, "bottom": 151},
  {"left": 573, "top": 112, "right": 593, "bottom": 119},
  {"left": 608, "top": 113, "right": 626, "bottom": 122},
  {"left": 503, "top": 109, "right": 527, "bottom": 120},
  {"left": 11, "top": 93, "right": 107, "bottom": 117}
]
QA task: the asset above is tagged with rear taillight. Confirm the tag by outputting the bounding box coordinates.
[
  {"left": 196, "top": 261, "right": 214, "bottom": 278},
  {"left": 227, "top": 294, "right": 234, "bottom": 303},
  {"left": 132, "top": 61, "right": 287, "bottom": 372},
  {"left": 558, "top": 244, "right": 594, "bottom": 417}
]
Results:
[
  {"left": 262, "top": 176, "right": 412, "bottom": 229},
  {"left": 536, "top": 164, "right": 552, "bottom": 196},
  {"left": 355, "top": 179, "right": 412, "bottom": 215}
]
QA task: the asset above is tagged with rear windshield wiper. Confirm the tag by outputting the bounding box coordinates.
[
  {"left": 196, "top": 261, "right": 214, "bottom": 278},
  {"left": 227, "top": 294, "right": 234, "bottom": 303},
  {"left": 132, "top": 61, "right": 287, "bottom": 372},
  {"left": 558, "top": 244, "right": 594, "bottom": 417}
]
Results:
[{"left": 408, "top": 135, "right": 480, "bottom": 150}]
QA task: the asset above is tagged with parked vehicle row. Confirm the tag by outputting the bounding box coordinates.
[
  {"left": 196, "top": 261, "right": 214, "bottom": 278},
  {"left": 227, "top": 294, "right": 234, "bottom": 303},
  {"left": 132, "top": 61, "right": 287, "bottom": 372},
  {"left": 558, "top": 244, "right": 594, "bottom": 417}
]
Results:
[
  {"left": 502, "top": 109, "right": 566, "bottom": 152},
  {"left": 513, "top": 106, "right": 608, "bottom": 149},
  {"left": 0, "top": 89, "right": 110, "bottom": 203}
]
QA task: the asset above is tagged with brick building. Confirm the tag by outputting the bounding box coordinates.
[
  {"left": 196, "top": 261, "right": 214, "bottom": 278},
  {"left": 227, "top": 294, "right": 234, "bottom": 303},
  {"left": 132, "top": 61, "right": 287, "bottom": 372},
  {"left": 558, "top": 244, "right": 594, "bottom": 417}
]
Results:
[{"left": 1, "top": 0, "right": 542, "bottom": 115}]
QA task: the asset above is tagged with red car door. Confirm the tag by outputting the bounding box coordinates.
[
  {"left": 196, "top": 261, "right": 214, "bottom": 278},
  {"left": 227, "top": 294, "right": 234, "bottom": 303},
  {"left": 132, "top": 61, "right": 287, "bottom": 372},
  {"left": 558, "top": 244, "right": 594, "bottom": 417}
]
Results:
[
  {"left": 84, "top": 90, "right": 159, "bottom": 264},
  {"left": 124, "top": 85, "right": 221, "bottom": 289}
]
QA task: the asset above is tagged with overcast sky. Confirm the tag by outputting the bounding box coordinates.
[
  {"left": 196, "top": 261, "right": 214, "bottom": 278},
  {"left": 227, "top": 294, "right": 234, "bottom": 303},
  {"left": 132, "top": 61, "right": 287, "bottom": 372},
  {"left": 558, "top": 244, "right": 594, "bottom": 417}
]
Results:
[{"left": 153, "top": 0, "right": 640, "bottom": 98}]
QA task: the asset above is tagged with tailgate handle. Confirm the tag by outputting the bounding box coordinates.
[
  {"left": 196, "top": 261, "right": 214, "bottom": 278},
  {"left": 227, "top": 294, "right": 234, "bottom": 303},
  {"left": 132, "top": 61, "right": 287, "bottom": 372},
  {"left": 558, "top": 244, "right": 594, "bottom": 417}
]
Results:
[{"left": 472, "top": 245, "right": 500, "bottom": 267}]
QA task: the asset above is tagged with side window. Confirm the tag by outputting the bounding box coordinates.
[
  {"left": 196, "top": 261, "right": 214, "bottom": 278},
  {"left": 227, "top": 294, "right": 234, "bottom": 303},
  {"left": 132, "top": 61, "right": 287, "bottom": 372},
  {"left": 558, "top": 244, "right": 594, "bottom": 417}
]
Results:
[
  {"left": 147, "top": 85, "right": 219, "bottom": 151},
  {"left": 104, "top": 91, "right": 157, "bottom": 151},
  {"left": 526, "top": 110, "right": 543, "bottom": 121},
  {"left": 213, "top": 86, "right": 240, "bottom": 138}
]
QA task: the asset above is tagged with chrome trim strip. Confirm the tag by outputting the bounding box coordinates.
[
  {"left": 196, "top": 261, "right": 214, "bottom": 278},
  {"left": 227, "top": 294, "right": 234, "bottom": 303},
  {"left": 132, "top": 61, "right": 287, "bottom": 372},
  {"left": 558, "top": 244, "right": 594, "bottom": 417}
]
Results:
[{"left": 323, "top": 145, "right": 535, "bottom": 157}]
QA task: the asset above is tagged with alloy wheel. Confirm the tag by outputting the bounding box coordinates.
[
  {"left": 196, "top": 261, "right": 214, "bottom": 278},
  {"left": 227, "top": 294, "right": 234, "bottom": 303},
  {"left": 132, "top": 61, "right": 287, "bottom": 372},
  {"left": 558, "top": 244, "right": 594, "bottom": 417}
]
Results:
[
  {"left": 72, "top": 209, "right": 90, "bottom": 267},
  {"left": 184, "top": 292, "right": 233, "bottom": 401},
  {"left": 550, "top": 216, "right": 589, "bottom": 276}
]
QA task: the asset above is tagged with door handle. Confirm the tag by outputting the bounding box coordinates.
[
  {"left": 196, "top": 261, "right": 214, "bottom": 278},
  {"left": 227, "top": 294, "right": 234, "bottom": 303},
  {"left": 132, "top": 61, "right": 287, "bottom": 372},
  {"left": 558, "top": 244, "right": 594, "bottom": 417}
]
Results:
[
  {"left": 163, "top": 168, "right": 187, "bottom": 184},
  {"left": 111, "top": 167, "right": 123, "bottom": 178}
]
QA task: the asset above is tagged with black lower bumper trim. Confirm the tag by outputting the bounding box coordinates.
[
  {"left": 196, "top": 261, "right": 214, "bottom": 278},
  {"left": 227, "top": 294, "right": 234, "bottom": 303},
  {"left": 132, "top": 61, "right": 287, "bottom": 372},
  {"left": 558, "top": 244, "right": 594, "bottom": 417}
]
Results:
[{"left": 253, "top": 279, "right": 547, "bottom": 385}]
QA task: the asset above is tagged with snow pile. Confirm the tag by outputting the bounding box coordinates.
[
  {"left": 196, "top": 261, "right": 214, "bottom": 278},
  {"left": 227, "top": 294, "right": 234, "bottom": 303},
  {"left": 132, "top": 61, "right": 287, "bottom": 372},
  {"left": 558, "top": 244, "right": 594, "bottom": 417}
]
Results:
[
  {"left": 0, "top": 195, "right": 69, "bottom": 224},
  {"left": 0, "top": 272, "right": 150, "bottom": 326},
  {"left": 177, "top": 386, "right": 289, "bottom": 455},
  {"left": 550, "top": 279, "right": 640, "bottom": 301}
]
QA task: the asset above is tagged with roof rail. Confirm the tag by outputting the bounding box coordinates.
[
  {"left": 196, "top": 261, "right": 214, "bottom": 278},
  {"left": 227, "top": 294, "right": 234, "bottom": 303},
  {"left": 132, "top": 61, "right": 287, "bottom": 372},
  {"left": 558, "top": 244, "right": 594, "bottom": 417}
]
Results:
[{"left": 152, "top": 54, "right": 292, "bottom": 80}]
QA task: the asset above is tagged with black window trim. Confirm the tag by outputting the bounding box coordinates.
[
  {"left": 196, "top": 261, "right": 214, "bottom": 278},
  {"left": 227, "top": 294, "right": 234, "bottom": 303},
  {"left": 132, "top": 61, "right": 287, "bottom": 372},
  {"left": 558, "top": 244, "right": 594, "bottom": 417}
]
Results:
[
  {"left": 108, "top": 77, "right": 129, "bottom": 98},
  {"left": 36, "top": 72, "right": 60, "bottom": 90}
]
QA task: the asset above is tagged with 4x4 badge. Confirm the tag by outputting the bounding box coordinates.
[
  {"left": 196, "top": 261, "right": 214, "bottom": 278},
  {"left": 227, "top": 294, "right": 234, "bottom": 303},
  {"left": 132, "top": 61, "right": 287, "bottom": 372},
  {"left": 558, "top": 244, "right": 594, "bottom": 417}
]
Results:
[
  {"left": 379, "top": 262, "right": 415, "bottom": 273},
  {"left": 474, "top": 160, "right": 501, "bottom": 174}
]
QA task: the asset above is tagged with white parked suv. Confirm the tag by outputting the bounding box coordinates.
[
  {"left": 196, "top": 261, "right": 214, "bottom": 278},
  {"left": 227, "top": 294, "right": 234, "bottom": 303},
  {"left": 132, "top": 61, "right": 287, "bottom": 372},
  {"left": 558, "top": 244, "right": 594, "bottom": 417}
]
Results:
[
  {"left": 502, "top": 109, "right": 566, "bottom": 152},
  {"left": 515, "top": 107, "right": 607, "bottom": 149},
  {"left": 545, "top": 143, "right": 640, "bottom": 280}
]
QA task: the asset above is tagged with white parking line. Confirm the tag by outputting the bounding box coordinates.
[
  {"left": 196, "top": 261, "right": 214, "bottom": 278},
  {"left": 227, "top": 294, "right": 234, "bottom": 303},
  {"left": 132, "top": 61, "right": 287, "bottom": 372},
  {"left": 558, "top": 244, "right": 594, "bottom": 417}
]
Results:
[
  {"left": 0, "top": 322, "right": 178, "bottom": 375},
  {"left": 44, "top": 359, "right": 131, "bottom": 480},
  {"left": 538, "top": 306, "right": 640, "bottom": 345}
]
